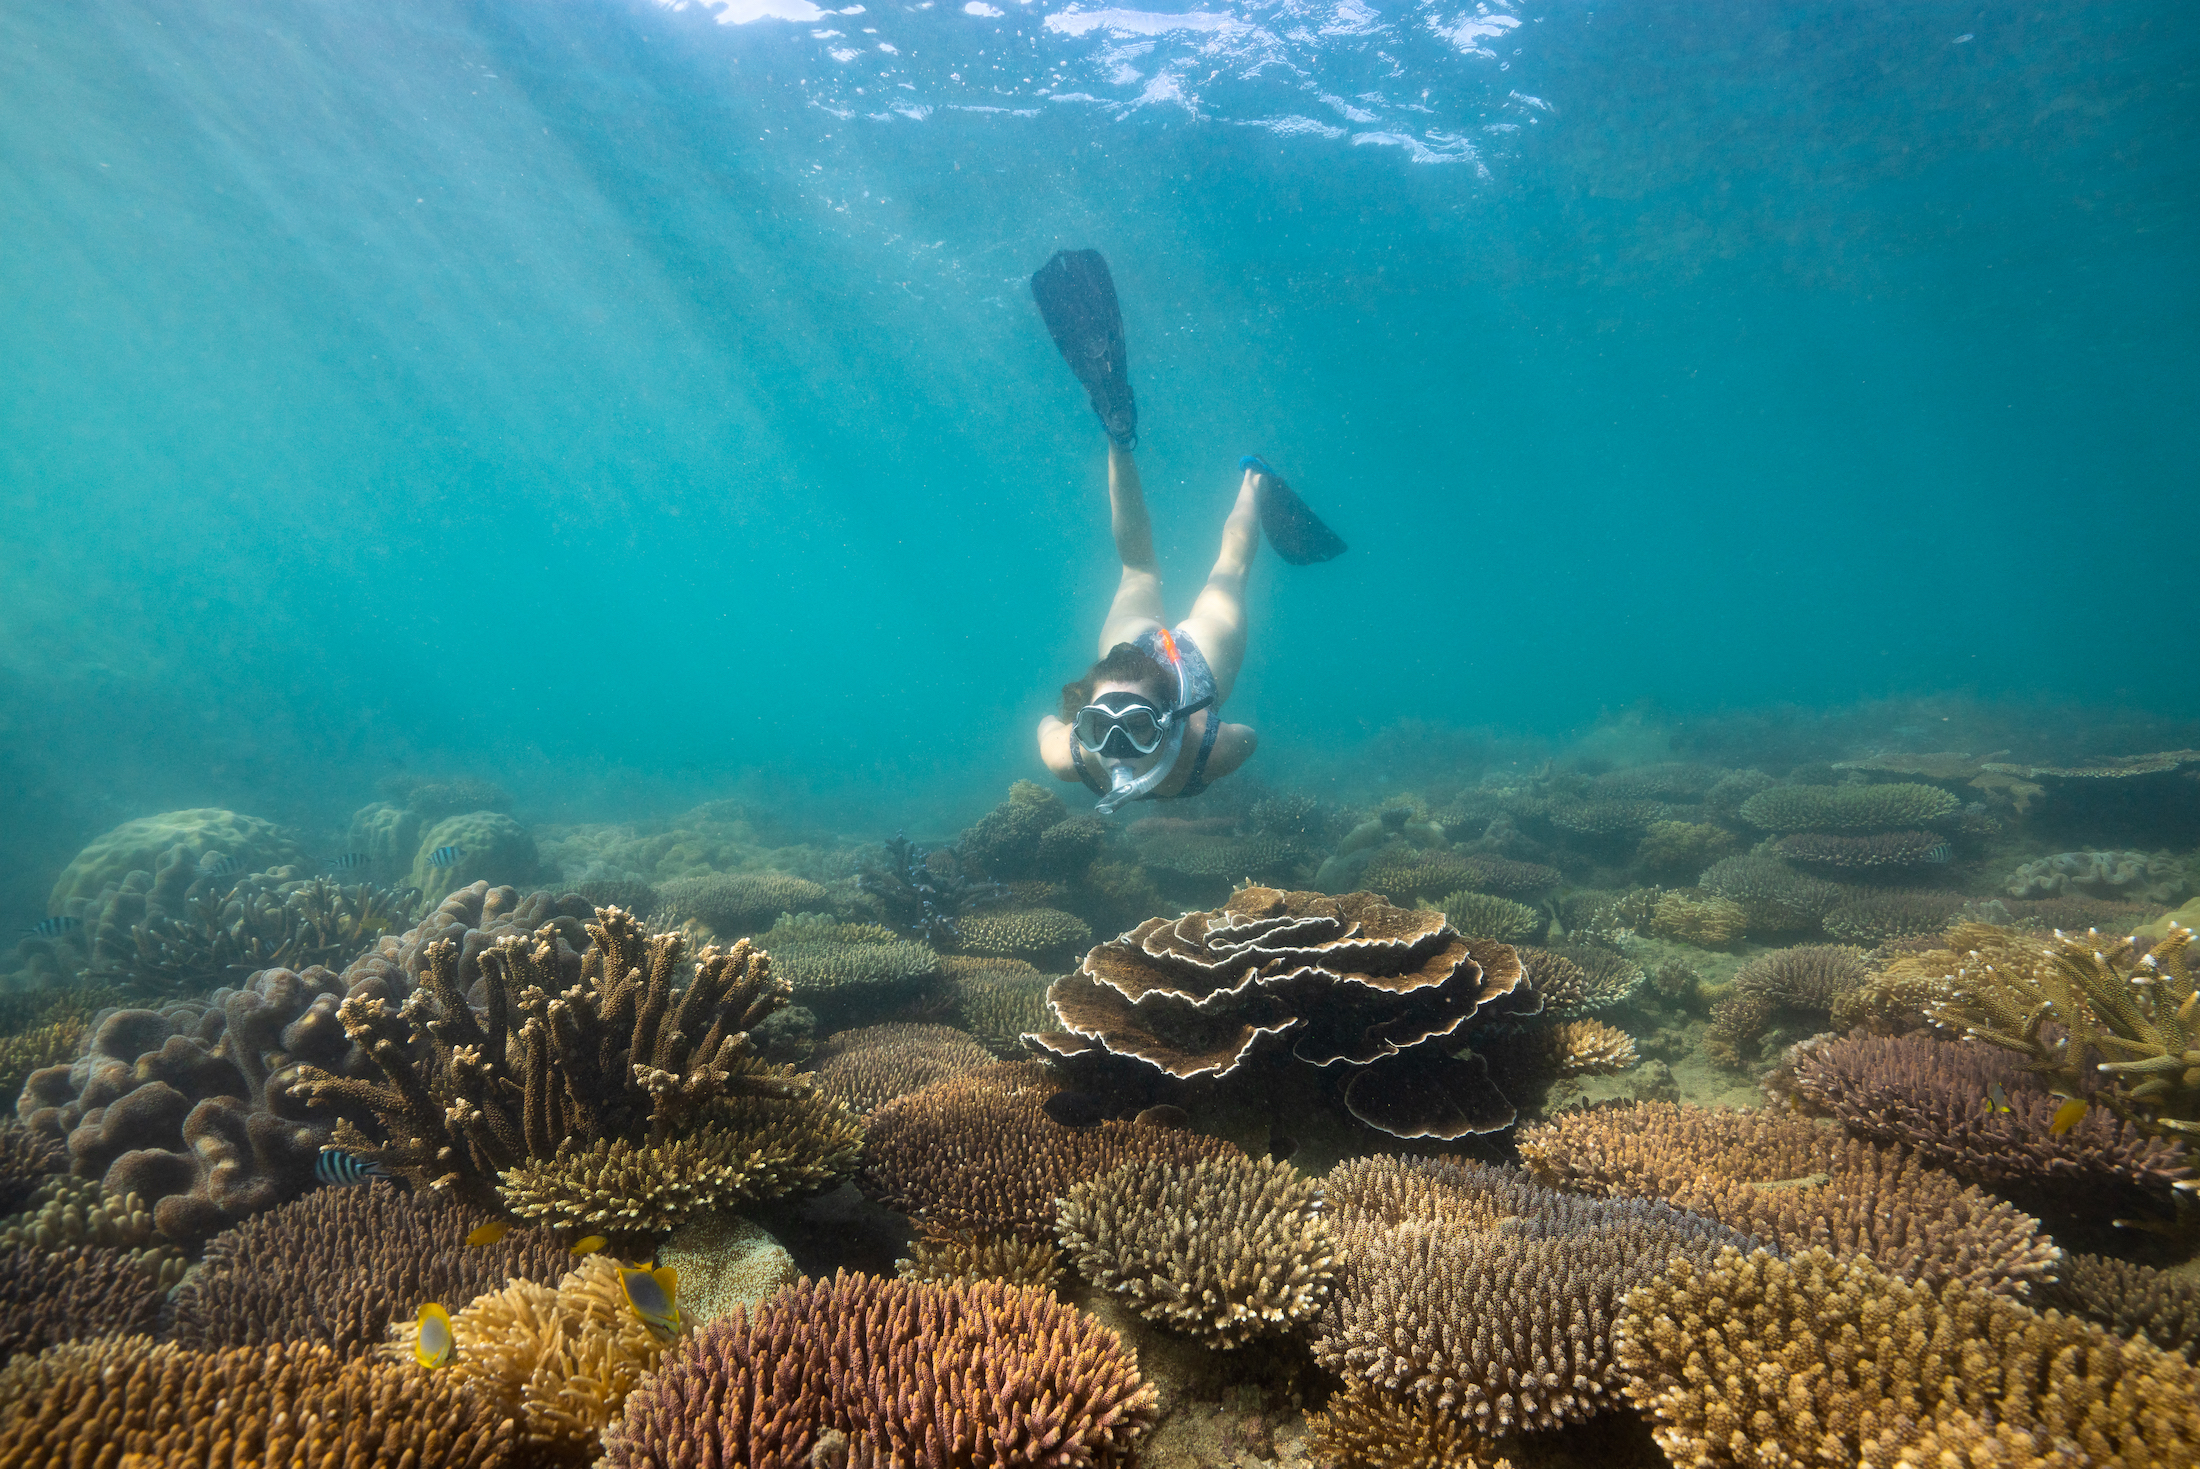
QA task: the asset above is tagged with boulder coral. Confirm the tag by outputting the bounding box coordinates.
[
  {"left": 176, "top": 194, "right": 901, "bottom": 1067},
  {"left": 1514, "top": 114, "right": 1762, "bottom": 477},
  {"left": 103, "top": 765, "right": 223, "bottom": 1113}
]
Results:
[
  {"left": 47, "top": 808, "right": 299, "bottom": 914},
  {"left": 408, "top": 809, "right": 539, "bottom": 901}
]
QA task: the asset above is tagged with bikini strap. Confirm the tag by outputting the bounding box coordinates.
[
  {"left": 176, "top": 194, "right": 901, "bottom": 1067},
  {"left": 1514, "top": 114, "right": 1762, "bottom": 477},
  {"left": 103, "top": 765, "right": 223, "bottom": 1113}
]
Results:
[{"left": 1176, "top": 710, "right": 1225, "bottom": 798}]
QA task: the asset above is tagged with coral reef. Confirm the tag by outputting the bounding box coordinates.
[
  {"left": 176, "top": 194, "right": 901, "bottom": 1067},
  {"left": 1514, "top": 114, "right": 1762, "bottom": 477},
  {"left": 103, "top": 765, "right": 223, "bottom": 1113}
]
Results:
[
  {"left": 938, "top": 953, "right": 1056, "bottom": 1056},
  {"left": 1634, "top": 820, "right": 1739, "bottom": 879},
  {"left": 1545, "top": 1017, "right": 1638, "bottom": 1075},
  {"left": 345, "top": 801, "right": 428, "bottom": 880},
  {"left": 1517, "top": 1101, "right": 2058, "bottom": 1296},
  {"left": 1647, "top": 888, "right": 1748, "bottom": 948},
  {"left": 662, "top": 1211, "right": 800, "bottom": 1323},
  {"left": 1432, "top": 888, "right": 1545, "bottom": 944},
  {"left": 409, "top": 809, "right": 539, "bottom": 901},
  {"left": 599, "top": 1272, "right": 1156, "bottom": 1469},
  {"left": 1056, "top": 1152, "right": 1334, "bottom": 1347},
  {"left": 2040, "top": 1253, "right": 2200, "bottom": 1361},
  {"left": 858, "top": 1063, "right": 1237, "bottom": 1241},
  {"left": 1821, "top": 887, "right": 1972, "bottom": 941},
  {"left": 1032, "top": 886, "right": 1539, "bottom": 1140},
  {"left": 574, "top": 876, "right": 662, "bottom": 918},
  {"left": 0, "top": 1334, "right": 519, "bottom": 1465},
  {"left": 1305, "top": 1381, "right": 1514, "bottom": 1469},
  {"left": 858, "top": 832, "right": 1007, "bottom": 945},
  {"left": 1703, "top": 943, "right": 1870, "bottom": 1066},
  {"left": 659, "top": 871, "right": 831, "bottom": 935},
  {"left": 1737, "top": 781, "right": 1960, "bottom": 832},
  {"left": 169, "top": 1185, "right": 568, "bottom": 1357},
  {"left": 1517, "top": 942, "right": 1644, "bottom": 1017},
  {"left": 1698, "top": 852, "right": 1846, "bottom": 935},
  {"left": 0, "top": 1242, "right": 167, "bottom": 1359},
  {"left": 1547, "top": 796, "right": 1671, "bottom": 838},
  {"left": 1317, "top": 1156, "right": 1756, "bottom": 1437},
  {"left": 1619, "top": 1245, "right": 2200, "bottom": 1469},
  {"left": 753, "top": 912, "right": 939, "bottom": 997},
  {"left": 2009, "top": 849, "right": 2188, "bottom": 904},
  {"left": 378, "top": 772, "right": 514, "bottom": 819},
  {"left": 814, "top": 1022, "right": 995, "bottom": 1115},
  {"left": 954, "top": 904, "right": 1093, "bottom": 958},
  {"left": 1782, "top": 1029, "right": 2191, "bottom": 1207},
  {"left": 1770, "top": 828, "right": 1953, "bottom": 870},
  {"left": 0, "top": 1175, "right": 178, "bottom": 1284},
  {"left": 895, "top": 1223, "right": 1063, "bottom": 1290},
  {"left": 1138, "top": 827, "right": 1312, "bottom": 885},
  {"left": 48, "top": 808, "right": 299, "bottom": 913},
  {"left": 0, "top": 1127, "right": 58, "bottom": 1217}
]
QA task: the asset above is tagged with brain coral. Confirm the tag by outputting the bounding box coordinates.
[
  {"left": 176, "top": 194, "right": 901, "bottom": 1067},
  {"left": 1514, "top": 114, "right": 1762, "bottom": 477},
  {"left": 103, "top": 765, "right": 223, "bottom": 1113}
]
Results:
[
  {"left": 1517, "top": 1101, "right": 2058, "bottom": 1297},
  {"left": 1619, "top": 1246, "right": 2200, "bottom": 1469},
  {"left": 1055, "top": 1152, "right": 1335, "bottom": 1347},
  {"left": 599, "top": 1272, "right": 1156, "bottom": 1469},
  {"left": 815, "top": 1023, "right": 996, "bottom": 1116},
  {"left": 1316, "top": 1156, "right": 1756, "bottom": 1437},
  {"left": 408, "top": 809, "right": 540, "bottom": 901},
  {"left": 660, "top": 871, "right": 831, "bottom": 935},
  {"left": 48, "top": 808, "right": 299, "bottom": 914},
  {"left": 1738, "top": 781, "right": 1960, "bottom": 833},
  {"left": 1032, "top": 886, "right": 1539, "bottom": 1140},
  {"left": 953, "top": 905, "right": 1093, "bottom": 957}
]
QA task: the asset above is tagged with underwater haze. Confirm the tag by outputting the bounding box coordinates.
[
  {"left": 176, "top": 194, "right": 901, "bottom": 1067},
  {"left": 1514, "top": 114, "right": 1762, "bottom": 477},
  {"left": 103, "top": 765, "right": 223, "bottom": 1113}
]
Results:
[{"left": 3, "top": 0, "right": 2197, "bottom": 915}]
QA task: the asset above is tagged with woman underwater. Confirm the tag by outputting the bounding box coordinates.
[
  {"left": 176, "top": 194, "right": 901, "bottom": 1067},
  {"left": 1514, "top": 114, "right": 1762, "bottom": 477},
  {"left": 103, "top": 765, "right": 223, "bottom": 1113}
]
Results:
[{"left": 1028, "top": 250, "right": 1345, "bottom": 814}]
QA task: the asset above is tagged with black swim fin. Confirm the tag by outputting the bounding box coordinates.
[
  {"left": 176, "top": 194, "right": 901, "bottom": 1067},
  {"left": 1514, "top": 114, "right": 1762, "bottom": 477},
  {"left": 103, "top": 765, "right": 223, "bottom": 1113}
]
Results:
[
  {"left": 1243, "top": 456, "right": 1347, "bottom": 565},
  {"left": 1031, "top": 249, "right": 1137, "bottom": 448}
]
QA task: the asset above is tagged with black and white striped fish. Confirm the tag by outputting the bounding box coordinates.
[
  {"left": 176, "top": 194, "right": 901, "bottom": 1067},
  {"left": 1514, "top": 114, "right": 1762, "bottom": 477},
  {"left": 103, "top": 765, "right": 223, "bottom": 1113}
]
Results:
[
  {"left": 427, "top": 845, "right": 463, "bottom": 867},
  {"left": 1923, "top": 843, "right": 1953, "bottom": 864},
  {"left": 23, "top": 915, "right": 81, "bottom": 938},
  {"left": 314, "top": 1150, "right": 391, "bottom": 1186},
  {"left": 199, "top": 853, "right": 246, "bottom": 878},
  {"left": 327, "top": 853, "right": 369, "bottom": 872}
]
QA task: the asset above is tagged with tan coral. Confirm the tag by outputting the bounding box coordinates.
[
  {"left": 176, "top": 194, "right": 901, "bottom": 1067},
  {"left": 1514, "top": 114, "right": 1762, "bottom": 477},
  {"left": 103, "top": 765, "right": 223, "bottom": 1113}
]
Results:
[
  {"left": 814, "top": 1022, "right": 994, "bottom": 1114},
  {"left": 1305, "top": 1381, "right": 1517, "bottom": 1469},
  {"left": 1649, "top": 889, "right": 1748, "bottom": 948},
  {"left": 1703, "top": 942, "right": 1870, "bottom": 1066},
  {"left": 657, "top": 872, "right": 830, "bottom": 935},
  {"left": 954, "top": 905, "right": 1093, "bottom": 957},
  {"left": 1617, "top": 1245, "right": 2200, "bottom": 1469},
  {"left": 2041, "top": 1252, "right": 2200, "bottom": 1361},
  {"left": 1516, "top": 1101, "right": 2058, "bottom": 1296},
  {"left": 0, "top": 1175, "right": 182, "bottom": 1286},
  {"left": 1546, "top": 1018, "right": 1638, "bottom": 1076},
  {"left": 896, "top": 1223, "right": 1062, "bottom": 1291},
  {"left": 1055, "top": 1152, "right": 1334, "bottom": 1347},
  {"left": 1431, "top": 889, "right": 1544, "bottom": 944},
  {"left": 939, "top": 954, "right": 1056, "bottom": 1056}
]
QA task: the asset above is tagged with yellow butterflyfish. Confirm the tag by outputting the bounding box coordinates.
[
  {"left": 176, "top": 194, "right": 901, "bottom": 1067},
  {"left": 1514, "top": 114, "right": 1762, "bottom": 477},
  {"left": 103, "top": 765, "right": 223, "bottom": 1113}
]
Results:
[
  {"left": 619, "top": 1264, "right": 681, "bottom": 1335},
  {"left": 415, "top": 1303, "right": 455, "bottom": 1369}
]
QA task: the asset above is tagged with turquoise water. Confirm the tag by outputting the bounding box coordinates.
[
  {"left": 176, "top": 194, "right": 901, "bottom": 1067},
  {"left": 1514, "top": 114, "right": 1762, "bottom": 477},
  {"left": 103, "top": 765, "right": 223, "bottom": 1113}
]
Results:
[{"left": 3, "top": 0, "right": 2195, "bottom": 916}]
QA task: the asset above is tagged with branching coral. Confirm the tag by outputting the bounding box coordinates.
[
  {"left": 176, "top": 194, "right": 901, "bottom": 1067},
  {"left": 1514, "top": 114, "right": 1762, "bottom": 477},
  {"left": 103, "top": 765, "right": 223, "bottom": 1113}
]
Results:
[
  {"left": 1738, "top": 781, "right": 1960, "bottom": 833},
  {"left": 170, "top": 1185, "right": 568, "bottom": 1358},
  {"left": 1771, "top": 828, "right": 1953, "bottom": 871},
  {"left": 1432, "top": 889, "right": 1545, "bottom": 944},
  {"left": 659, "top": 872, "right": 830, "bottom": 935},
  {"left": 1618, "top": 1246, "right": 2200, "bottom": 1469},
  {"left": 1517, "top": 1102, "right": 2058, "bottom": 1296},
  {"left": 1032, "top": 886, "right": 1540, "bottom": 1140},
  {"left": 2040, "top": 1253, "right": 2200, "bottom": 1361},
  {"left": 1649, "top": 889, "right": 1749, "bottom": 948},
  {"left": 1056, "top": 1152, "right": 1334, "bottom": 1347},
  {"left": 1698, "top": 852, "right": 1847, "bottom": 937},
  {"left": 1822, "top": 887, "right": 1972, "bottom": 942},
  {"left": 0, "top": 1242, "right": 168, "bottom": 1359},
  {"left": 858, "top": 832, "right": 1008, "bottom": 945},
  {"left": 0, "top": 1175, "right": 178, "bottom": 1284},
  {"left": 1547, "top": 797, "right": 1672, "bottom": 838},
  {"left": 1704, "top": 943, "right": 1871, "bottom": 1066},
  {"left": 1305, "top": 1381, "right": 1516, "bottom": 1469},
  {"left": 1545, "top": 1018, "right": 1639, "bottom": 1076},
  {"left": 938, "top": 954, "right": 1056, "bottom": 1056},
  {"left": 954, "top": 905, "right": 1093, "bottom": 958},
  {"left": 0, "top": 1127, "right": 58, "bottom": 1217},
  {"left": 815, "top": 1022, "right": 995, "bottom": 1115},
  {"left": 0, "top": 1334, "right": 519, "bottom": 1467},
  {"left": 599, "top": 1272, "right": 1156, "bottom": 1469},
  {"left": 1316, "top": 1156, "right": 1756, "bottom": 1437},
  {"left": 0, "top": 1020, "right": 86, "bottom": 1111},
  {"left": 1634, "top": 820, "right": 1740, "bottom": 879},
  {"left": 1138, "top": 829, "right": 1311, "bottom": 884},
  {"left": 751, "top": 912, "right": 939, "bottom": 996},
  {"left": 895, "top": 1223, "right": 1063, "bottom": 1291},
  {"left": 1516, "top": 942, "right": 1644, "bottom": 1018},
  {"left": 858, "top": 1063, "right": 1238, "bottom": 1241}
]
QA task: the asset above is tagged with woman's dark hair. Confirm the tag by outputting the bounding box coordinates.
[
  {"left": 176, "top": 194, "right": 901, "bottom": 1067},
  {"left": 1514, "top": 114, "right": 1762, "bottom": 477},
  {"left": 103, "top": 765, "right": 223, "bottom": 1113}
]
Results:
[{"left": 1060, "top": 642, "right": 1172, "bottom": 722}]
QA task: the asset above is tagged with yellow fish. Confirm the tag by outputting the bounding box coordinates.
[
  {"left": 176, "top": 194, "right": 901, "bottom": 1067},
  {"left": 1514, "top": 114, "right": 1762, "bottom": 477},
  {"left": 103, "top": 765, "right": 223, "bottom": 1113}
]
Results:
[
  {"left": 2049, "top": 1097, "right": 2089, "bottom": 1136},
  {"left": 570, "top": 1235, "right": 607, "bottom": 1256},
  {"left": 1984, "top": 1081, "right": 2012, "bottom": 1114},
  {"left": 415, "top": 1303, "right": 455, "bottom": 1369},
  {"left": 465, "top": 1222, "right": 508, "bottom": 1247},
  {"left": 619, "top": 1264, "right": 681, "bottom": 1335}
]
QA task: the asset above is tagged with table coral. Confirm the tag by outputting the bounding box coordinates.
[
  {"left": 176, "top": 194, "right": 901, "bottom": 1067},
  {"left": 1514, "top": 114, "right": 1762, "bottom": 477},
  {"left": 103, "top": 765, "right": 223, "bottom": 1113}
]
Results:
[
  {"left": 815, "top": 1022, "right": 995, "bottom": 1115},
  {"left": 752, "top": 911, "right": 939, "bottom": 996},
  {"left": 1517, "top": 1101, "right": 2057, "bottom": 1297},
  {"left": 1771, "top": 828, "right": 1954, "bottom": 870},
  {"left": 1433, "top": 888, "right": 1544, "bottom": 944},
  {"left": 1698, "top": 852, "right": 1846, "bottom": 936},
  {"left": 938, "top": 954, "right": 1055, "bottom": 1056},
  {"left": 1515, "top": 942, "right": 1645, "bottom": 1018},
  {"left": 1821, "top": 886, "right": 1972, "bottom": 942},
  {"left": 659, "top": 871, "right": 830, "bottom": 936},
  {"left": 1030, "top": 886, "right": 1540, "bottom": 1140},
  {"left": 954, "top": 904, "right": 1093, "bottom": 958},
  {"left": 598, "top": 1271, "right": 1156, "bottom": 1469},
  {"left": 1738, "top": 781, "right": 1960, "bottom": 833},
  {"left": 1618, "top": 1245, "right": 2200, "bottom": 1469}
]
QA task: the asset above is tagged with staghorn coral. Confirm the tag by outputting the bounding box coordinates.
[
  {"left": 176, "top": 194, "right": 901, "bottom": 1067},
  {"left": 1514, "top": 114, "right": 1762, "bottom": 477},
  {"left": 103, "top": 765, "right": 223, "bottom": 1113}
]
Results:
[
  {"left": 1432, "top": 889, "right": 1545, "bottom": 944},
  {"left": 1738, "top": 781, "right": 1961, "bottom": 833},
  {"left": 815, "top": 1022, "right": 995, "bottom": 1115},
  {"left": 2040, "top": 1253, "right": 2200, "bottom": 1361},
  {"left": 858, "top": 1063, "right": 1238, "bottom": 1241},
  {"left": 2009, "top": 849, "right": 2188, "bottom": 905},
  {"left": 1704, "top": 943, "right": 1871, "bottom": 1067},
  {"left": 1782, "top": 1029, "right": 2191, "bottom": 1208},
  {"left": 1618, "top": 1245, "right": 2200, "bottom": 1469},
  {"left": 0, "top": 1334, "right": 518, "bottom": 1466},
  {"left": 1056, "top": 1152, "right": 1334, "bottom": 1347},
  {"left": 496, "top": 1087, "right": 862, "bottom": 1238},
  {"left": 169, "top": 1185, "right": 567, "bottom": 1358},
  {"left": 896, "top": 1223, "right": 1063, "bottom": 1290},
  {"left": 660, "top": 871, "right": 831, "bottom": 936},
  {"left": 753, "top": 911, "right": 939, "bottom": 995},
  {"left": 599, "top": 1271, "right": 1156, "bottom": 1469},
  {"left": 296, "top": 906, "right": 816, "bottom": 1202},
  {"left": 385, "top": 1251, "right": 682, "bottom": 1463},
  {"left": 1032, "top": 886, "right": 1540, "bottom": 1140},
  {"left": 1545, "top": 1018, "right": 1639, "bottom": 1076},
  {"left": 1635, "top": 820, "right": 1740, "bottom": 880},
  {"left": 1518, "top": 942, "right": 1644, "bottom": 1018},
  {"left": 1649, "top": 888, "right": 1749, "bottom": 948},
  {"left": 1317, "top": 1156, "right": 1757, "bottom": 1436},
  {"left": 663, "top": 1211, "right": 800, "bottom": 1323},
  {"left": 1919, "top": 923, "right": 2200, "bottom": 1177},
  {"left": 1771, "top": 828, "right": 1954, "bottom": 871},
  {"left": 1305, "top": 1381, "right": 1515, "bottom": 1469},
  {"left": 1823, "top": 887, "right": 1973, "bottom": 942},
  {"left": 938, "top": 954, "right": 1056, "bottom": 1056},
  {"left": 1516, "top": 1101, "right": 2057, "bottom": 1296},
  {"left": 1699, "top": 852, "right": 1847, "bottom": 936},
  {"left": 0, "top": 1242, "right": 167, "bottom": 1359},
  {"left": 0, "top": 1127, "right": 58, "bottom": 1217},
  {"left": 48, "top": 807, "right": 300, "bottom": 913},
  {"left": 954, "top": 905, "right": 1093, "bottom": 958}
]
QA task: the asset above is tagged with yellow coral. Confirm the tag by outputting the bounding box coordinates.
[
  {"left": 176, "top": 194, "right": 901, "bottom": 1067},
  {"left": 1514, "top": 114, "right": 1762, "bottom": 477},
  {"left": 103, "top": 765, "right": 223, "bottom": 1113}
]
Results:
[{"left": 1648, "top": 889, "right": 1747, "bottom": 948}]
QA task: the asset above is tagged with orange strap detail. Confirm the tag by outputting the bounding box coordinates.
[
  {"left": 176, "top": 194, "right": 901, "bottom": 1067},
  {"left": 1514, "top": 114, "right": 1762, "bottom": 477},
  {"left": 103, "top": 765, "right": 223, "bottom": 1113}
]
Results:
[{"left": 1155, "top": 627, "right": 1182, "bottom": 666}]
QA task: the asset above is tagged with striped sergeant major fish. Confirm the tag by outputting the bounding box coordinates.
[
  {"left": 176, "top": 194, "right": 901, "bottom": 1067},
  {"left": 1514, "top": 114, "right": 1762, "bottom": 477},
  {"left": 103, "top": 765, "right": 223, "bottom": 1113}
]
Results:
[
  {"left": 327, "top": 853, "right": 369, "bottom": 872},
  {"left": 315, "top": 1149, "right": 392, "bottom": 1186},
  {"left": 428, "top": 846, "right": 464, "bottom": 867},
  {"left": 1923, "top": 843, "right": 1953, "bottom": 864},
  {"left": 23, "top": 916, "right": 82, "bottom": 938},
  {"left": 199, "top": 853, "right": 246, "bottom": 878}
]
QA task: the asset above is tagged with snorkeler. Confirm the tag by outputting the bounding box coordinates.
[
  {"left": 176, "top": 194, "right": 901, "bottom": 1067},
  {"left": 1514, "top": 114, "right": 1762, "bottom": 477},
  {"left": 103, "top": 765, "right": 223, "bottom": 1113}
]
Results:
[{"left": 1029, "top": 249, "right": 1345, "bottom": 814}]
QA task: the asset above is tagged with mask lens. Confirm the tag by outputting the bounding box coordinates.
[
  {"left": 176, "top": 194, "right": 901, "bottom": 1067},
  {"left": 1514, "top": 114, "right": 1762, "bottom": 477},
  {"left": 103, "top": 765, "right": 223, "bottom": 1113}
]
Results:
[{"left": 1075, "top": 697, "right": 1165, "bottom": 755}]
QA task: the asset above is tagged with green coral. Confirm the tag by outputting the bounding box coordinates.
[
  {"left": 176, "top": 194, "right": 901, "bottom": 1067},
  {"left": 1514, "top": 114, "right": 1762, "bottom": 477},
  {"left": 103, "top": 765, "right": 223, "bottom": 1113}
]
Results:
[
  {"left": 955, "top": 907, "right": 1093, "bottom": 959},
  {"left": 660, "top": 873, "right": 832, "bottom": 936},
  {"left": 1737, "top": 782, "right": 1960, "bottom": 833},
  {"left": 758, "top": 913, "right": 940, "bottom": 993},
  {"left": 1431, "top": 890, "right": 1544, "bottom": 944}
]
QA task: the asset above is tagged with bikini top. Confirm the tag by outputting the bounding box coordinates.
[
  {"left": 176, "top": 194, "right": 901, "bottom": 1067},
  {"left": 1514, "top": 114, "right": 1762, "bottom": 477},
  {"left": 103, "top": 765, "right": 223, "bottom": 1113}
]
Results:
[{"left": 1070, "top": 625, "right": 1224, "bottom": 802}]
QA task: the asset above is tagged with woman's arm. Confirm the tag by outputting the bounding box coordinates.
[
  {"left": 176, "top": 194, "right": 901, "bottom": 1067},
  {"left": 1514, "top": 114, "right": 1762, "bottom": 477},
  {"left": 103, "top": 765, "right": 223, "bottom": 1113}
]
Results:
[{"left": 1036, "top": 716, "right": 1083, "bottom": 782}]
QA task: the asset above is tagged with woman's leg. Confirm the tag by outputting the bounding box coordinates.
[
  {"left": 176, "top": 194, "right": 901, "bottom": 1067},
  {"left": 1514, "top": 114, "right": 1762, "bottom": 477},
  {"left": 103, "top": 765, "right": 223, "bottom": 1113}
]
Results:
[
  {"left": 1098, "top": 442, "right": 1166, "bottom": 656},
  {"left": 1182, "top": 467, "right": 1261, "bottom": 703}
]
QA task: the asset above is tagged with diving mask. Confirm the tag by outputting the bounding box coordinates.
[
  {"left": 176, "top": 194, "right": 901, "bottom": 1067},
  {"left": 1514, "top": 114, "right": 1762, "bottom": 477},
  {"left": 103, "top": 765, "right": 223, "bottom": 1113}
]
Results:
[{"left": 1073, "top": 690, "right": 1212, "bottom": 759}]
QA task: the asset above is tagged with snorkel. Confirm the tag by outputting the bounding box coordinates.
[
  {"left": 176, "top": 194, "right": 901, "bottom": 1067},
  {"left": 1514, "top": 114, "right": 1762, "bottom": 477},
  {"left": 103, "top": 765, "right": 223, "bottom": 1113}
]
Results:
[{"left": 1088, "top": 627, "right": 1199, "bottom": 815}]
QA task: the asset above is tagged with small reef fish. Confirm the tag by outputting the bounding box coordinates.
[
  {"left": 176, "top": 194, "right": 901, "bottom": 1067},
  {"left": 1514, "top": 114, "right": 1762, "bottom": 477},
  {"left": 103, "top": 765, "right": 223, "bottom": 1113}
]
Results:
[
  {"left": 570, "top": 1235, "right": 607, "bottom": 1256},
  {"left": 2049, "top": 1097, "right": 2089, "bottom": 1135},
  {"left": 619, "top": 1264, "right": 681, "bottom": 1335},
  {"left": 415, "top": 1302, "right": 456, "bottom": 1368},
  {"left": 1923, "top": 843, "right": 1953, "bottom": 864},
  {"left": 23, "top": 916, "right": 81, "bottom": 937},
  {"left": 428, "top": 845, "right": 464, "bottom": 867},
  {"left": 465, "top": 1221, "right": 509, "bottom": 1247},
  {"left": 198, "top": 853, "right": 246, "bottom": 877},
  {"left": 327, "top": 853, "right": 368, "bottom": 871},
  {"left": 1984, "top": 1082, "right": 2012, "bottom": 1114},
  {"left": 314, "top": 1149, "right": 391, "bottom": 1186}
]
